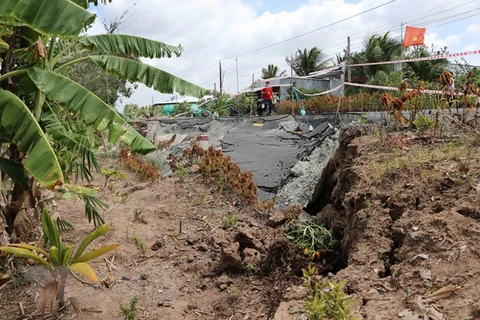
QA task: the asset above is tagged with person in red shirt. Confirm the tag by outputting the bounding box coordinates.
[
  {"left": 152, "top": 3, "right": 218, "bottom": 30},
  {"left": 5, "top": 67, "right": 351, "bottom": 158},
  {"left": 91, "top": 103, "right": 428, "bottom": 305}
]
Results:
[{"left": 261, "top": 81, "right": 274, "bottom": 115}]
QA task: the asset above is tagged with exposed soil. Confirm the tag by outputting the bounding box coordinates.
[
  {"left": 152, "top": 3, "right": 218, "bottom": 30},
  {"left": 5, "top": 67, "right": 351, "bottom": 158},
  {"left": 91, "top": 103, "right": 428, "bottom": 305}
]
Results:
[
  {"left": 314, "top": 126, "right": 480, "bottom": 320},
  {"left": 1, "top": 125, "right": 480, "bottom": 320},
  {"left": 0, "top": 158, "right": 307, "bottom": 320}
]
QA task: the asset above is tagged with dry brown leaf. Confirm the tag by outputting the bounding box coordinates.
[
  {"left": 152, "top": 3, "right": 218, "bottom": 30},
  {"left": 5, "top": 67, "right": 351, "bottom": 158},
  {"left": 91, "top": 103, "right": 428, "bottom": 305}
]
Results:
[
  {"left": 25, "top": 36, "right": 48, "bottom": 61},
  {"left": 68, "top": 297, "right": 84, "bottom": 320},
  {"left": 423, "top": 285, "right": 460, "bottom": 302},
  {"left": 41, "top": 281, "right": 58, "bottom": 320},
  {"left": 13, "top": 208, "right": 35, "bottom": 241}
]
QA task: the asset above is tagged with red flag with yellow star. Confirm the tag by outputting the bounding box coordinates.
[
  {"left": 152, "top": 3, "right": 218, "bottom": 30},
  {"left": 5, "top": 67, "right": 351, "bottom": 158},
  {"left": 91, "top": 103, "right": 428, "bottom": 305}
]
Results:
[{"left": 403, "top": 26, "right": 426, "bottom": 47}]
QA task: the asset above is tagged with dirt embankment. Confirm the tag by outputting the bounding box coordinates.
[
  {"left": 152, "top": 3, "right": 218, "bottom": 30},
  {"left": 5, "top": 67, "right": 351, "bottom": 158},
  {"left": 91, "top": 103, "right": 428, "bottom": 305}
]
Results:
[{"left": 308, "top": 126, "right": 480, "bottom": 319}]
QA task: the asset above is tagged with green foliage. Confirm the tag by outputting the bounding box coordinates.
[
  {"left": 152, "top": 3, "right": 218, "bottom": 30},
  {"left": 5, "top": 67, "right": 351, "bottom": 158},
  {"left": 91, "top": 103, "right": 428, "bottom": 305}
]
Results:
[
  {"left": 262, "top": 64, "right": 287, "bottom": 79},
  {"left": 229, "top": 94, "right": 253, "bottom": 115},
  {"left": 348, "top": 32, "right": 401, "bottom": 87},
  {"left": 303, "top": 265, "right": 358, "bottom": 320},
  {"left": 101, "top": 168, "right": 127, "bottom": 187},
  {"left": 175, "top": 164, "right": 188, "bottom": 184},
  {"left": 204, "top": 94, "right": 231, "bottom": 116},
  {"left": 120, "top": 296, "right": 138, "bottom": 320},
  {"left": 0, "top": 209, "right": 117, "bottom": 308},
  {"left": 133, "top": 236, "right": 147, "bottom": 255},
  {"left": 133, "top": 209, "right": 147, "bottom": 224},
  {"left": 285, "top": 220, "right": 335, "bottom": 260},
  {"left": 221, "top": 213, "right": 238, "bottom": 228},
  {"left": 286, "top": 47, "right": 332, "bottom": 76},
  {"left": 64, "top": 52, "right": 136, "bottom": 106},
  {"left": 1, "top": 0, "right": 206, "bottom": 241},
  {"left": 246, "top": 263, "right": 256, "bottom": 274},
  {"left": 404, "top": 45, "right": 449, "bottom": 82},
  {"left": 61, "top": 184, "right": 109, "bottom": 228},
  {"left": 412, "top": 113, "right": 434, "bottom": 131}
]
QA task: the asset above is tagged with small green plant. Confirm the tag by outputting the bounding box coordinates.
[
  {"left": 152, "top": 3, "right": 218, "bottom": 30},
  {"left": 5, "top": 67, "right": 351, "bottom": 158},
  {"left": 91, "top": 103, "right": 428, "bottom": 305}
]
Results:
[
  {"left": 221, "top": 213, "right": 238, "bottom": 228},
  {"left": 303, "top": 265, "right": 357, "bottom": 320},
  {"left": 0, "top": 209, "right": 117, "bottom": 312},
  {"left": 246, "top": 263, "right": 256, "bottom": 274},
  {"left": 120, "top": 296, "right": 138, "bottom": 320},
  {"left": 412, "top": 113, "right": 434, "bottom": 131},
  {"left": 227, "top": 284, "right": 241, "bottom": 296},
  {"left": 133, "top": 236, "right": 147, "bottom": 255},
  {"left": 101, "top": 168, "right": 128, "bottom": 187},
  {"left": 107, "top": 182, "right": 116, "bottom": 191},
  {"left": 133, "top": 209, "right": 147, "bottom": 224},
  {"left": 175, "top": 164, "right": 188, "bottom": 183},
  {"left": 285, "top": 219, "right": 336, "bottom": 260}
]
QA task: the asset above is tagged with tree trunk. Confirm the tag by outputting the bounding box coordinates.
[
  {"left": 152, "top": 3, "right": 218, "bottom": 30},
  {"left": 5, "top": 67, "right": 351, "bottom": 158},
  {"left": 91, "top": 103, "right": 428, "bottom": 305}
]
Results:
[{"left": 57, "top": 270, "right": 69, "bottom": 309}]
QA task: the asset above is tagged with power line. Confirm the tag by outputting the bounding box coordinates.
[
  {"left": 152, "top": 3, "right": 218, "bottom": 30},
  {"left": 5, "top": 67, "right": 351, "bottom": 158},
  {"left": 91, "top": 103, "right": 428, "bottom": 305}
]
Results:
[
  {"left": 222, "top": 0, "right": 397, "bottom": 60},
  {"left": 197, "top": 1, "right": 480, "bottom": 89},
  {"left": 198, "top": 0, "right": 469, "bottom": 85}
]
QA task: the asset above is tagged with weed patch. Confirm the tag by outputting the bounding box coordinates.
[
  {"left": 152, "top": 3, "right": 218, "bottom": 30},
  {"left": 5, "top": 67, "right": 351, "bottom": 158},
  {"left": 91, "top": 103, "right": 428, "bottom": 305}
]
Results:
[{"left": 120, "top": 149, "right": 161, "bottom": 181}]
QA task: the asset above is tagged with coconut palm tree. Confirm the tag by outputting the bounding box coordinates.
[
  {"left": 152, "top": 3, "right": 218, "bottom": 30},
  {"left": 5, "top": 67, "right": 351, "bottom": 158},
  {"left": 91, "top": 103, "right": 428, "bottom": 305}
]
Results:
[
  {"left": 285, "top": 47, "right": 332, "bottom": 76},
  {"left": 348, "top": 32, "right": 401, "bottom": 85},
  {"left": 0, "top": 0, "right": 205, "bottom": 236},
  {"left": 404, "top": 45, "right": 449, "bottom": 82},
  {"left": 261, "top": 64, "right": 286, "bottom": 79}
]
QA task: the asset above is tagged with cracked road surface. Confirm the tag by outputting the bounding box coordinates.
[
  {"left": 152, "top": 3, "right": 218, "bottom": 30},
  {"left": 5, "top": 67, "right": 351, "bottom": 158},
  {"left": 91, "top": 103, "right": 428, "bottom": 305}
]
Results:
[{"left": 220, "top": 115, "right": 307, "bottom": 199}]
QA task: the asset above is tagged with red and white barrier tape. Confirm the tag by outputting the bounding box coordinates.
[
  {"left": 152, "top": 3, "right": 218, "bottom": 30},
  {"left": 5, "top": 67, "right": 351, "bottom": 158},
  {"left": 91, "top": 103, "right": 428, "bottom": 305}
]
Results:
[
  {"left": 294, "top": 84, "right": 343, "bottom": 96},
  {"left": 348, "top": 49, "right": 480, "bottom": 67},
  {"left": 302, "top": 63, "right": 345, "bottom": 78},
  {"left": 344, "top": 82, "right": 479, "bottom": 97}
]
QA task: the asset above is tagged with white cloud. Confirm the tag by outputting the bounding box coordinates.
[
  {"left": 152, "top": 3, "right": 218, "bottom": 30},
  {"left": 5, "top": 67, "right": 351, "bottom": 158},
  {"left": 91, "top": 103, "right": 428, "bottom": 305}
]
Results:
[
  {"left": 466, "top": 23, "right": 480, "bottom": 34},
  {"left": 87, "top": 0, "right": 480, "bottom": 107}
]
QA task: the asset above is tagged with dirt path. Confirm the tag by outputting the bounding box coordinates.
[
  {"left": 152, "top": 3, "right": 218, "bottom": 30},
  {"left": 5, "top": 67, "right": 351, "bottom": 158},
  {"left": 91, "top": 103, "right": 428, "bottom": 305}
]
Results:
[{"left": 1, "top": 161, "right": 303, "bottom": 320}]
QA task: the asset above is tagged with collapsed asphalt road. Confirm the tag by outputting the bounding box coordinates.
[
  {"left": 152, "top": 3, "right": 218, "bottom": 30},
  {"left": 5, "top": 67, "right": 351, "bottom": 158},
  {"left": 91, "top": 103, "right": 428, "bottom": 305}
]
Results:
[{"left": 138, "top": 114, "right": 355, "bottom": 208}]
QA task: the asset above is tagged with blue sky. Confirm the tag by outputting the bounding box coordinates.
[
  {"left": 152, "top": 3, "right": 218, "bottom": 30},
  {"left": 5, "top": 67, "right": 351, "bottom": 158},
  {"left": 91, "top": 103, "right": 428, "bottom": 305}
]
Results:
[{"left": 88, "top": 0, "right": 480, "bottom": 108}]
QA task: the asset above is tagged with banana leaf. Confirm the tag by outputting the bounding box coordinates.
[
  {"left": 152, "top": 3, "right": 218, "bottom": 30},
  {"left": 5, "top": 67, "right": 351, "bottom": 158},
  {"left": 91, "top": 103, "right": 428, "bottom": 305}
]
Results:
[
  {"left": 0, "top": 0, "right": 95, "bottom": 37},
  {"left": 79, "top": 34, "right": 183, "bottom": 59},
  {"left": 0, "top": 89, "right": 64, "bottom": 189},
  {"left": 88, "top": 55, "right": 206, "bottom": 98},
  {"left": 27, "top": 67, "right": 156, "bottom": 154},
  {"left": 0, "top": 158, "right": 30, "bottom": 190}
]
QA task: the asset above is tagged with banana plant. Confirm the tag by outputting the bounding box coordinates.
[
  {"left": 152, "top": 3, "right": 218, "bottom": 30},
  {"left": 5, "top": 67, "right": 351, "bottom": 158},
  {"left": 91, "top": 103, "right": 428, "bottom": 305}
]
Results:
[
  {"left": 0, "top": 209, "right": 117, "bottom": 309},
  {"left": 0, "top": 0, "right": 206, "bottom": 234}
]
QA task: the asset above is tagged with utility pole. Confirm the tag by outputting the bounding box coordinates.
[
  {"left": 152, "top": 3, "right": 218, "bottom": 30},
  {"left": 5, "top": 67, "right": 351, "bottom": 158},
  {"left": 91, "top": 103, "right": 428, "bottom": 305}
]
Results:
[
  {"left": 236, "top": 58, "right": 239, "bottom": 93},
  {"left": 400, "top": 22, "right": 404, "bottom": 79},
  {"left": 347, "top": 36, "right": 351, "bottom": 83},
  {"left": 214, "top": 83, "right": 217, "bottom": 95},
  {"left": 251, "top": 73, "right": 254, "bottom": 116},
  {"left": 290, "top": 54, "right": 293, "bottom": 102},
  {"left": 219, "top": 60, "right": 223, "bottom": 95}
]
